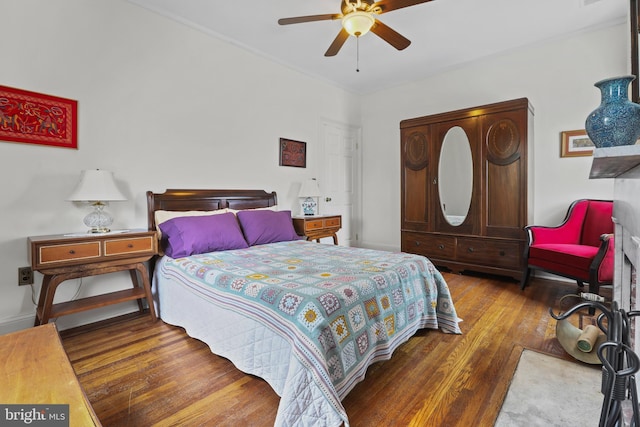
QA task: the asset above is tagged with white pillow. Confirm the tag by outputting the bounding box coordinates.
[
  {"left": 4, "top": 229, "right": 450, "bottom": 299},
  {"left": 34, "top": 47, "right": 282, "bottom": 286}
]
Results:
[{"left": 227, "top": 205, "right": 278, "bottom": 214}]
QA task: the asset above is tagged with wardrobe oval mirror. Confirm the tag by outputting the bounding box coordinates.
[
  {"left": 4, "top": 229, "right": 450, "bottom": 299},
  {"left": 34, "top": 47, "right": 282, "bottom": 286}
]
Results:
[{"left": 438, "top": 126, "right": 473, "bottom": 226}]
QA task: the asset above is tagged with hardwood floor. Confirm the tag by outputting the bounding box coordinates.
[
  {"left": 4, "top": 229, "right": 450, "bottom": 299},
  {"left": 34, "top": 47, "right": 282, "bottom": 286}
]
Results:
[{"left": 60, "top": 272, "right": 601, "bottom": 427}]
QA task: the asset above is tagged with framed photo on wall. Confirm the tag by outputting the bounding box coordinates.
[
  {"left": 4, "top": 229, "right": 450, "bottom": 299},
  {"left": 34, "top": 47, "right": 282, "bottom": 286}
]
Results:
[
  {"left": 560, "top": 129, "right": 595, "bottom": 158},
  {"left": 279, "top": 138, "right": 306, "bottom": 168}
]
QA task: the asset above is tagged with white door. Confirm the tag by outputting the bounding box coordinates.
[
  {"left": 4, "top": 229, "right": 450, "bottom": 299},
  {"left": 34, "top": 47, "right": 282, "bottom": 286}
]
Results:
[{"left": 319, "top": 119, "right": 361, "bottom": 247}]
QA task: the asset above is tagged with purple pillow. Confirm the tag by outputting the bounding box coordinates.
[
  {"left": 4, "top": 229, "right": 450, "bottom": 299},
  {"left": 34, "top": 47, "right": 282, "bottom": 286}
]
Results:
[
  {"left": 159, "top": 212, "right": 248, "bottom": 258},
  {"left": 237, "top": 210, "right": 300, "bottom": 246}
]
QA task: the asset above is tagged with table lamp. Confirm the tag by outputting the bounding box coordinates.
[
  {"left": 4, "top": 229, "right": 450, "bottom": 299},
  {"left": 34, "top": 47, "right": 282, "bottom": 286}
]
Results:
[
  {"left": 67, "top": 169, "right": 127, "bottom": 233},
  {"left": 299, "top": 178, "right": 321, "bottom": 216}
]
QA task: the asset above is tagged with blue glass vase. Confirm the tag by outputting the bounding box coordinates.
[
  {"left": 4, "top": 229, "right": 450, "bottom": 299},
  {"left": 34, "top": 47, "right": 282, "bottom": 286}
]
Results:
[{"left": 585, "top": 76, "right": 640, "bottom": 148}]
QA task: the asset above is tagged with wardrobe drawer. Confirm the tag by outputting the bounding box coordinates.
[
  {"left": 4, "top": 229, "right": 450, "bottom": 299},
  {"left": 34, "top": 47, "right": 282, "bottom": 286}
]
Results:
[
  {"left": 402, "top": 232, "right": 455, "bottom": 260},
  {"left": 456, "top": 238, "right": 522, "bottom": 269}
]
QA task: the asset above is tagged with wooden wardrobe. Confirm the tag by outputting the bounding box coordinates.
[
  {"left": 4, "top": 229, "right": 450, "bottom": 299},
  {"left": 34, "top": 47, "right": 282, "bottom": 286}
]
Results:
[{"left": 400, "top": 98, "right": 534, "bottom": 281}]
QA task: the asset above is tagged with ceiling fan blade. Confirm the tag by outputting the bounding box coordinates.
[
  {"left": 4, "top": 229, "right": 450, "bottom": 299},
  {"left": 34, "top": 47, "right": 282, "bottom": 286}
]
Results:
[
  {"left": 370, "top": 19, "right": 411, "bottom": 50},
  {"left": 373, "top": 0, "right": 433, "bottom": 14},
  {"left": 278, "top": 14, "right": 341, "bottom": 25},
  {"left": 325, "top": 28, "right": 350, "bottom": 57}
]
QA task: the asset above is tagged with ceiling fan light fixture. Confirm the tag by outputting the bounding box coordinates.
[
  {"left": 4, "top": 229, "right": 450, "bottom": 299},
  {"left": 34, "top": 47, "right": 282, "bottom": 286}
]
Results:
[{"left": 342, "top": 11, "right": 374, "bottom": 37}]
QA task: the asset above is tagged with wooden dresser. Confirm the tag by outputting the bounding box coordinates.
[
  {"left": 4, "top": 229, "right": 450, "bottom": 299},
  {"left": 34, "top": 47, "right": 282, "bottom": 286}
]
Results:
[
  {"left": 0, "top": 323, "right": 101, "bottom": 426},
  {"left": 400, "top": 98, "right": 533, "bottom": 280}
]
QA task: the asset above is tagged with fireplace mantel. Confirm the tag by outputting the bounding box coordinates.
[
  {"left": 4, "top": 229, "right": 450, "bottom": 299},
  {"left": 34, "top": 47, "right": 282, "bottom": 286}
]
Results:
[
  {"left": 590, "top": 145, "right": 640, "bottom": 355},
  {"left": 590, "top": 145, "right": 640, "bottom": 179}
]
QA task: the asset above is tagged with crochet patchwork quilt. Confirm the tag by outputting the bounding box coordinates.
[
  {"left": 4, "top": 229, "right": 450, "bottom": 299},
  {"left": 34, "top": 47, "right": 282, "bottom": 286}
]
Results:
[{"left": 159, "top": 240, "right": 461, "bottom": 426}]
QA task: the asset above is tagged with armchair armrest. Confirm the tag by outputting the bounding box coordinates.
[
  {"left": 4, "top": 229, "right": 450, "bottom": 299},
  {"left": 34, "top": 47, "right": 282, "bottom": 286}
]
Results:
[
  {"left": 590, "top": 233, "right": 615, "bottom": 285},
  {"left": 525, "top": 222, "right": 584, "bottom": 246}
]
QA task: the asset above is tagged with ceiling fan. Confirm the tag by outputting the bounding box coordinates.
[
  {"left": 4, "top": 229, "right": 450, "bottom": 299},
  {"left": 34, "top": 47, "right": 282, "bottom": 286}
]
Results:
[{"left": 278, "top": 0, "right": 433, "bottom": 57}]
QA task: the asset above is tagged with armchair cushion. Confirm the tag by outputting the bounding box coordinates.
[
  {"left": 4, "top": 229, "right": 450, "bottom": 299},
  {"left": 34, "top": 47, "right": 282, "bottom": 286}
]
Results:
[
  {"left": 581, "top": 200, "right": 614, "bottom": 247},
  {"left": 528, "top": 244, "right": 600, "bottom": 281}
]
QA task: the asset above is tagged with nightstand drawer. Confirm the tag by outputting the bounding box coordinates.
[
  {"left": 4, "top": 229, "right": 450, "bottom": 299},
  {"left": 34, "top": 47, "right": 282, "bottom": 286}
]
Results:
[
  {"left": 105, "top": 236, "right": 154, "bottom": 256},
  {"left": 29, "top": 231, "right": 158, "bottom": 271},
  {"left": 39, "top": 242, "right": 101, "bottom": 265},
  {"left": 304, "top": 217, "right": 341, "bottom": 231},
  {"left": 325, "top": 217, "right": 341, "bottom": 227},
  {"left": 305, "top": 220, "right": 325, "bottom": 231}
]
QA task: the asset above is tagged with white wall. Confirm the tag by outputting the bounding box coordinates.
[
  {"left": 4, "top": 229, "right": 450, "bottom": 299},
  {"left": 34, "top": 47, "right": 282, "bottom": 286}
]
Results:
[
  {"left": 359, "top": 24, "right": 624, "bottom": 250},
  {"left": 0, "top": 0, "right": 361, "bottom": 333},
  {"left": 0, "top": 1, "right": 627, "bottom": 333}
]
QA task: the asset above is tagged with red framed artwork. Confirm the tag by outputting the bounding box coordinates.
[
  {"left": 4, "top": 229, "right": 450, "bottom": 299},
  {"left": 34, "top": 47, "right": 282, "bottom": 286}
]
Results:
[
  {"left": 0, "top": 85, "right": 77, "bottom": 149},
  {"left": 279, "top": 138, "right": 306, "bottom": 168}
]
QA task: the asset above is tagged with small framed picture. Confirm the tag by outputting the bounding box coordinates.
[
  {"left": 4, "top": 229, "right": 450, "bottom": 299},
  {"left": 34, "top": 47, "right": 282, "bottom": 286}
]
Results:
[
  {"left": 560, "top": 129, "right": 595, "bottom": 157},
  {"left": 279, "top": 138, "right": 306, "bottom": 168}
]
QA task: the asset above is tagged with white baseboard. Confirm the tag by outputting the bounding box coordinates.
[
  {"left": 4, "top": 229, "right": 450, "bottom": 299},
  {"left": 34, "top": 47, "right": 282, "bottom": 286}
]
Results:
[
  {"left": 532, "top": 271, "right": 575, "bottom": 284},
  {"left": 0, "top": 312, "right": 37, "bottom": 335},
  {"left": 0, "top": 302, "right": 141, "bottom": 336},
  {"left": 357, "top": 240, "right": 399, "bottom": 252}
]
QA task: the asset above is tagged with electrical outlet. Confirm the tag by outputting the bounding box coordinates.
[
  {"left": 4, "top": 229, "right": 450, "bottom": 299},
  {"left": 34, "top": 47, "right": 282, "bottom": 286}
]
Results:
[{"left": 18, "top": 267, "right": 33, "bottom": 286}]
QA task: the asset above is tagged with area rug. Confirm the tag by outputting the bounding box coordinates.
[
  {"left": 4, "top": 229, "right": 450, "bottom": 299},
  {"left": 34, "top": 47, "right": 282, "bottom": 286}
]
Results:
[{"left": 494, "top": 349, "right": 603, "bottom": 426}]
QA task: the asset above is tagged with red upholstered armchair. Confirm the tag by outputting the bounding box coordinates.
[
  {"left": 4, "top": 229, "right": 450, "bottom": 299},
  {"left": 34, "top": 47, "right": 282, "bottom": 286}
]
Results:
[{"left": 520, "top": 199, "right": 614, "bottom": 296}]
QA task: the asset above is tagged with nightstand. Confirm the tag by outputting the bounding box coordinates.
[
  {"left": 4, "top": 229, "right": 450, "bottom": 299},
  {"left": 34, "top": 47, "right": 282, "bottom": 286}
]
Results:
[
  {"left": 292, "top": 215, "right": 342, "bottom": 245},
  {"left": 28, "top": 230, "right": 157, "bottom": 326}
]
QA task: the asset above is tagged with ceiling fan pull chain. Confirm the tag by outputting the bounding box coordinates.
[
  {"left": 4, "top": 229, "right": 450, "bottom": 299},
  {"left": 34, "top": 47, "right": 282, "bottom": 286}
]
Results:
[{"left": 356, "top": 36, "right": 360, "bottom": 72}]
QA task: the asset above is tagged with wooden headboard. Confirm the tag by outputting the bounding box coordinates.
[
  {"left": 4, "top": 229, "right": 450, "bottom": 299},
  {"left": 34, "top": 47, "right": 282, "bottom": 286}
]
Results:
[{"left": 146, "top": 189, "right": 278, "bottom": 231}]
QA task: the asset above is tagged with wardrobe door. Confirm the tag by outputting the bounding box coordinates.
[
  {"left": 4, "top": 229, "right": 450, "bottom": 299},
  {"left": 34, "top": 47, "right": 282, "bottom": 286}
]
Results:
[
  {"left": 480, "top": 107, "right": 528, "bottom": 240},
  {"left": 401, "top": 125, "right": 433, "bottom": 232}
]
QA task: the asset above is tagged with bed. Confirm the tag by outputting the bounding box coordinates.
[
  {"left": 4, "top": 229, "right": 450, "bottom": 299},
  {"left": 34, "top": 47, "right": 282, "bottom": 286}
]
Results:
[{"left": 146, "top": 189, "right": 461, "bottom": 427}]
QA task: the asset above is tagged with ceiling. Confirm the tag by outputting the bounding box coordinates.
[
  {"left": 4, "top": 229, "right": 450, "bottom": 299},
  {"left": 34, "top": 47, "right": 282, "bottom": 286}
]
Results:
[{"left": 127, "top": 0, "right": 628, "bottom": 95}]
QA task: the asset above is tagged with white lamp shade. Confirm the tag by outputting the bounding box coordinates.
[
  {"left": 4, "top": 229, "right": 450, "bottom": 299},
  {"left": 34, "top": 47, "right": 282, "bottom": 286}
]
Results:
[
  {"left": 67, "top": 169, "right": 127, "bottom": 202},
  {"left": 299, "top": 179, "right": 321, "bottom": 197},
  {"left": 342, "top": 11, "right": 375, "bottom": 37}
]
